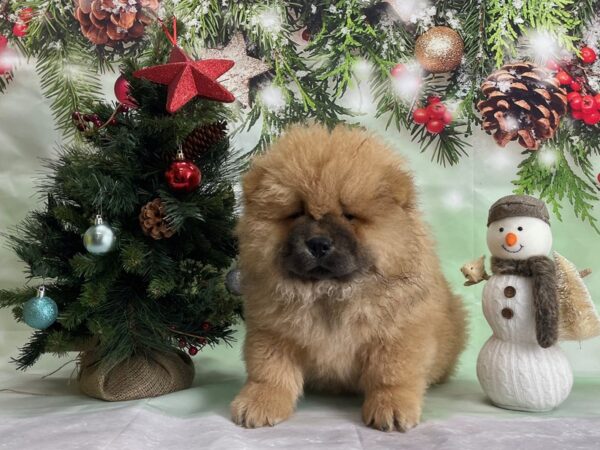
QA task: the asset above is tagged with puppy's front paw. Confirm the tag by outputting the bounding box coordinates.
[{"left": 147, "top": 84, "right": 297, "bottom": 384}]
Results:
[
  {"left": 231, "top": 382, "right": 295, "bottom": 428},
  {"left": 362, "top": 387, "right": 422, "bottom": 432}
]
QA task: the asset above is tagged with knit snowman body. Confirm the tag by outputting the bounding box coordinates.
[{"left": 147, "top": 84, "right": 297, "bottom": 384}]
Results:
[
  {"left": 477, "top": 212, "right": 573, "bottom": 412},
  {"left": 477, "top": 273, "right": 573, "bottom": 411}
]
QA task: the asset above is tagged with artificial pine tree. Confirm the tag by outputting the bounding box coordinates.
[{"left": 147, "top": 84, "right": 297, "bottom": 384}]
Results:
[{"left": 0, "top": 40, "right": 242, "bottom": 400}]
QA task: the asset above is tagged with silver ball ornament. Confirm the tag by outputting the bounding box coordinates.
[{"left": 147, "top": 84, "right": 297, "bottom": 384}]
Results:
[
  {"left": 22, "top": 287, "right": 58, "bottom": 330},
  {"left": 84, "top": 215, "right": 116, "bottom": 255},
  {"left": 225, "top": 268, "right": 242, "bottom": 295}
]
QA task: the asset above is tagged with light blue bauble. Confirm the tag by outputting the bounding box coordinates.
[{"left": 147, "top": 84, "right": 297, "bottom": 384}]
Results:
[
  {"left": 83, "top": 216, "right": 116, "bottom": 255},
  {"left": 23, "top": 295, "right": 58, "bottom": 330}
]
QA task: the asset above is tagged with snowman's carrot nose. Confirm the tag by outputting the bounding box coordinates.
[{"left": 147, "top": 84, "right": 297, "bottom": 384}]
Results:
[{"left": 505, "top": 232, "right": 518, "bottom": 247}]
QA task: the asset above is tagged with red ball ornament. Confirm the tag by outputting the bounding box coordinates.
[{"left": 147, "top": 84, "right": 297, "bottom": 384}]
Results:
[
  {"left": 412, "top": 108, "right": 429, "bottom": 124},
  {"left": 426, "top": 119, "right": 445, "bottom": 134},
  {"left": 12, "top": 22, "right": 28, "bottom": 38},
  {"left": 390, "top": 63, "right": 405, "bottom": 78},
  {"left": 188, "top": 346, "right": 198, "bottom": 356},
  {"left": 580, "top": 46, "right": 597, "bottom": 64},
  {"left": 114, "top": 75, "right": 138, "bottom": 109},
  {"left": 555, "top": 71, "right": 572, "bottom": 85},
  {"left": 165, "top": 151, "right": 201, "bottom": 193}
]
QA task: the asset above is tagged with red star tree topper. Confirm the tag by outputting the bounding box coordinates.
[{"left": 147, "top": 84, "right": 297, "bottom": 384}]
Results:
[
  {"left": 133, "top": 46, "right": 235, "bottom": 113},
  {"left": 132, "top": 20, "right": 235, "bottom": 113}
]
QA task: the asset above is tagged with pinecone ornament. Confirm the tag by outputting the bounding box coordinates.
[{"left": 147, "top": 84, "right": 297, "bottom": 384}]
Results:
[
  {"left": 477, "top": 62, "right": 568, "bottom": 150},
  {"left": 74, "top": 0, "right": 160, "bottom": 47},
  {"left": 139, "top": 199, "right": 175, "bottom": 240},
  {"left": 181, "top": 122, "right": 227, "bottom": 160}
]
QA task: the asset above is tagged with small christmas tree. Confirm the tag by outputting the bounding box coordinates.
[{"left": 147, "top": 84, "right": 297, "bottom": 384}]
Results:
[{"left": 0, "top": 39, "right": 242, "bottom": 400}]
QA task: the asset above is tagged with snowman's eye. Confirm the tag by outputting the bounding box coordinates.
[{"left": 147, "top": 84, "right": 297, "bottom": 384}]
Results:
[
  {"left": 499, "top": 227, "right": 504, "bottom": 232},
  {"left": 518, "top": 226, "right": 523, "bottom": 231}
]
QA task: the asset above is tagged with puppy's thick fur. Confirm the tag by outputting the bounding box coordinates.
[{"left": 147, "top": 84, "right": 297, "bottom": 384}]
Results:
[{"left": 232, "top": 125, "right": 467, "bottom": 432}]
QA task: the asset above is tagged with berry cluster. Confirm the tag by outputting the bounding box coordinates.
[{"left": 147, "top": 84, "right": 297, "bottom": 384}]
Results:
[
  {"left": 174, "top": 322, "right": 212, "bottom": 356},
  {"left": 12, "top": 7, "right": 34, "bottom": 38},
  {"left": 549, "top": 46, "right": 599, "bottom": 126},
  {"left": 72, "top": 104, "right": 130, "bottom": 132},
  {"left": 412, "top": 96, "right": 453, "bottom": 134}
]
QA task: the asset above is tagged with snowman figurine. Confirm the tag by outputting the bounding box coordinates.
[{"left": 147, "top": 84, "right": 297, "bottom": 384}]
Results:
[{"left": 476, "top": 195, "right": 579, "bottom": 412}]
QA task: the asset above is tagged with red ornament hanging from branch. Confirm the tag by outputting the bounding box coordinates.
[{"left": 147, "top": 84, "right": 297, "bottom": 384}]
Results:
[{"left": 133, "top": 18, "right": 235, "bottom": 113}]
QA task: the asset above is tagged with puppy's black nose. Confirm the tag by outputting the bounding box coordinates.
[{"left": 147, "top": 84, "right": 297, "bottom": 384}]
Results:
[{"left": 306, "top": 236, "right": 333, "bottom": 258}]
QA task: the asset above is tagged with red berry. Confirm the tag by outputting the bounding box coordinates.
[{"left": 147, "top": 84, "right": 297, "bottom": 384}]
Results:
[
  {"left": 82, "top": 113, "right": 94, "bottom": 121},
  {"left": 201, "top": 322, "right": 211, "bottom": 331},
  {"left": 580, "top": 46, "right": 597, "bottom": 64},
  {"left": 556, "top": 71, "right": 572, "bottom": 85},
  {"left": 427, "top": 95, "right": 441, "bottom": 104},
  {"left": 442, "top": 110, "right": 453, "bottom": 125},
  {"left": 595, "top": 94, "right": 600, "bottom": 106},
  {"left": 569, "top": 96, "right": 583, "bottom": 111},
  {"left": 546, "top": 59, "right": 559, "bottom": 71},
  {"left": 0, "top": 35, "right": 7, "bottom": 51},
  {"left": 71, "top": 111, "right": 82, "bottom": 121},
  {"left": 567, "top": 91, "right": 581, "bottom": 102},
  {"left": 597, "top": 173, "right": 600, "bottom": 184},
  {"left": 117, "top": 104, "right": 130, "bottom": 113},
  {"left": 427, "top": 102, "right": 446, "bottom": 120},
  {"left": 301, "top": 28, "right": 311, "bottom": 41},
  {"left": 571, "top": 110, "right": 584, "bottom": 120},
  {"left": 12, "top": 22, "right": 28, "bottom": 38},
  {"left": 108, "top": 117, "right": 117, "bottom": 125},
  {"left": 188, "top": 346, "right": 198, "bottom": 356},
  {"left": 412, "top": 108, "right": 429, "bottom": 124},
  {"left": 178, "top": 338, "right": 186, "bottom": 348},
  {"left": 390, "top": 63, "right": 405, "bottom": 78},
  {"left": 581, "top": 95, "right": 597, "bottom": 114},
  {"left": 197, "top": 337, "right": 207, "bottom": 345},
  {"left": 426, "top": 119, "right": 445, "bottom": 134},
  {"left": 583, "top": 111, "right": 600, "bottom": 125},
  {"left": 18, "top": 7, "right": 34, "bottom": 24},
  {"left": 569, "top": 81, "right": 582, "bottom": 92}
]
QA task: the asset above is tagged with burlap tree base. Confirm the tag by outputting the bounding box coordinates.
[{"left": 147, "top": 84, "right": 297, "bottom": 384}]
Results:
[{"left": 79, "top": 350, "right": 195, "bottom": 401}]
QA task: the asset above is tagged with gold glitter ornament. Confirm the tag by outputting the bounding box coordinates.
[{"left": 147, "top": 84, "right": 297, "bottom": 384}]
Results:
[{"left": 415, "top": 26, "right": 464, "bottom": 73}]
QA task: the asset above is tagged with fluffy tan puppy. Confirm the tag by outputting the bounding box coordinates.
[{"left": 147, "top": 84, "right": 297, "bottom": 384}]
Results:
[{"left": 232, "top": 124, "right": 467, "bottom": 432}]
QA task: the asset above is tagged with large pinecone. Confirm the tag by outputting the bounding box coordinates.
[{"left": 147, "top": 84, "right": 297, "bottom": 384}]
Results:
[
  {"left": 139, "top": 199, "right": 175, "bottom": 240},
  {"left": 181, "top": 122, "right": 227, "bottom": 160},
  {"left": 477, "top": 62, "right": 568, "bottom": 150},
  {"left": 74, "top": 0, "right": 160, "bottom": 47}
]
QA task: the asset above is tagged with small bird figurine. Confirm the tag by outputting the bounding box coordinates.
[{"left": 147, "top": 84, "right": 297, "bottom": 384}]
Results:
[{"left": 460, "top": 255, "right": 490, "bottom": 286}]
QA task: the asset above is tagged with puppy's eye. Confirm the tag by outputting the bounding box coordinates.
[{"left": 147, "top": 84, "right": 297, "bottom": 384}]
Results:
[
  {"left": 499, "top": 227, "right": 504, "bottom": 232},
  {"left": 517, "top": 226, "right": 523, "bottom": 231},
  {"left": 343, "top": 212, "right": 356, "bottom": 221},
  {"left": 287, "top": 211, "right": 304, "bottom": 220}
]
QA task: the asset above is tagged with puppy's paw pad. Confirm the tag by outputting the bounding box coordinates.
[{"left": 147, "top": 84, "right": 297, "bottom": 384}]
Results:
[{"left": 231, "top": 384, "right": 294, "bottom": 428}]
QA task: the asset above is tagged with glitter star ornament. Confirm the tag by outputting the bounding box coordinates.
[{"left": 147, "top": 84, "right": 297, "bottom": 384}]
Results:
[
  {"left": 200, "top": 32, "right": 271, "bottom": 107},
  {"left": 133, "top": 46, "right": 236, "bottom": 113}
]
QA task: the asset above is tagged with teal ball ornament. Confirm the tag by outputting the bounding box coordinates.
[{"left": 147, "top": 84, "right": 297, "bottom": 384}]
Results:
[
  {"left": 84, "top": 215, "right": 116, "bottom": 255},
  {"left": 23, "top": 287, "right": 58, "bottom": 330}
]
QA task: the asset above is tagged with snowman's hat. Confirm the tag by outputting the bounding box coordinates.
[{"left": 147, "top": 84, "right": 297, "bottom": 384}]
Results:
[{"left": 487, "top": 194, "right": 550, "bottom": 226}]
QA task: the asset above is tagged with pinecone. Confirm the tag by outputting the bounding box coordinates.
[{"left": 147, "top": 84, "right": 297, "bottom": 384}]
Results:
[
  {"left": 181, "top": 122, "right": 227, "bottom": 160},
  {"left": 477, "top": 62, "right": 568, "bottom": 150},
  {"left": 74, "top": 0, "right": 160, "bottom": 47},
  {"left": 139, "top": 199, "right": 175, "bottom": 240}
]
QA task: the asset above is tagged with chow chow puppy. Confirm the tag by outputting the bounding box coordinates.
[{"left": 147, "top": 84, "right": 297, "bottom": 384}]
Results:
[{"left": 231, "top": 124, "right": 467, "bottom": 432}]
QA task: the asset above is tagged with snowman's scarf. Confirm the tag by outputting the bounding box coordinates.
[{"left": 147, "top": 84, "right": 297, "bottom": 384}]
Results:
[{"left": 491, "top": 256, "right": 559, "bottom": 348}]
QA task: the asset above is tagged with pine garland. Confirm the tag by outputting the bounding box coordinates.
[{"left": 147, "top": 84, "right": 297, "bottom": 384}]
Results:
[{"left": 0, "top": 0, "right": 599, "bottom": 231}]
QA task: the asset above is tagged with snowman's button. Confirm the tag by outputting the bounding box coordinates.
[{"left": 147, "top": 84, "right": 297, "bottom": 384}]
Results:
[
  {"left": 504, "top": 286, "right": 516, "bottom": 298},
  {"left": 501, "top": 308, "right": 514, "bottom": 319}
]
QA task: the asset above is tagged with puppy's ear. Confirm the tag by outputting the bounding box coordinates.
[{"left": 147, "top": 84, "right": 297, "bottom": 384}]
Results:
[
  {"left": 386, "top": 163, "right": 417, "bottom": 209},
  {"left": 242, "top": 163, "right": 267, "bottom": 205}
]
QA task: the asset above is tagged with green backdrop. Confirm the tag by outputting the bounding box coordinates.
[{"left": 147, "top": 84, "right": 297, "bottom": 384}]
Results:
[{"left": 1, "top": 62, "right": 599, "bottom": 380}]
